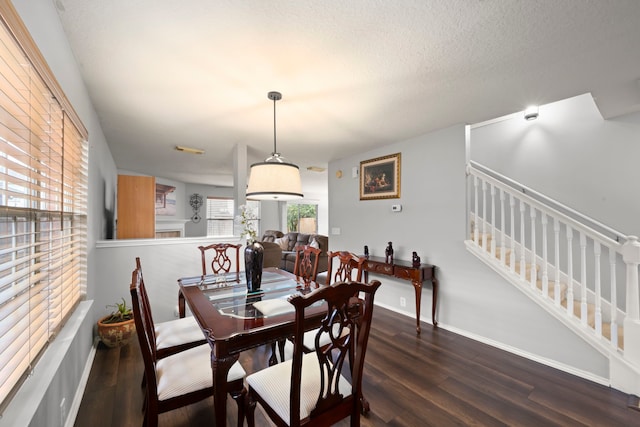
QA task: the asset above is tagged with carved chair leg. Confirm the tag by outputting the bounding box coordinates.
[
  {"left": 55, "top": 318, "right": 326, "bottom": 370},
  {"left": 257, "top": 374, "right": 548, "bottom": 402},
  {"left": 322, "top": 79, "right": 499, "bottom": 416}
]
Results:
[
  {"left": 229, "top": 386, "right": 246, "bottom": 427},
  {"left": 268, "top": 342, "right": 278, "bottom": 366},
  {"left": 360, "top": 395, "right": 370, "bottom": 415},
  {"left": 246, "top": 392, "right": 257, "bottom": 427},
  {"left": 268, "top": 339, "right": 287, "bottom": 365}
]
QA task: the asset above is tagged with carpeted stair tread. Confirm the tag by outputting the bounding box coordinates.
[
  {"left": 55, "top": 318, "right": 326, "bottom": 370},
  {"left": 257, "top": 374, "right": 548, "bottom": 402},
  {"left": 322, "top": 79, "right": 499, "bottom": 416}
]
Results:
[
  {"left": 601, "top": 323, "right": 624, "bottom": 350},
  {"left": 535, "top": 280, "right": 568, "bottom": 302},
  {"left": 469, "top": 232, "right": 624, "bottom": 350}
]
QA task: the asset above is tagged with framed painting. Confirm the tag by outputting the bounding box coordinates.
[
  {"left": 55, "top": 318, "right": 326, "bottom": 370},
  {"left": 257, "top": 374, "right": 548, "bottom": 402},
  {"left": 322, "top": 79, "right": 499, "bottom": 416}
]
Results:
[
  {"left": 155, "top": 183, "right": 176, "bottom": 216},
  {"left": 359, "top": 153, "right": 401, "bottom": 200}
]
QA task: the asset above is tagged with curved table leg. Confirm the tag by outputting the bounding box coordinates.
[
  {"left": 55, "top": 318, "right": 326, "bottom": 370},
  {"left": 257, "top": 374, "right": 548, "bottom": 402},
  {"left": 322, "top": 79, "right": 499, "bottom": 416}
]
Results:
[
  {"left": 431, "top": 276, "right": 439, "bottom": 327},
  {"left": 412, "top": 280, "right": 423, "bottom": 334},
  {"left": 178, "top": 289, "right": 185, "bottom": 318},
  {"left": 211, "top": 350, "right": 240, "bottom": 427}
]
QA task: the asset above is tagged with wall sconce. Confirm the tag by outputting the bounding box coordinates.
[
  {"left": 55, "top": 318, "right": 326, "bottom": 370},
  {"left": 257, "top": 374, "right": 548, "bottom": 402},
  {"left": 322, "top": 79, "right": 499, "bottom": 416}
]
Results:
[{"left": 524, "top": 105, "right": 539, "bottom": 121}]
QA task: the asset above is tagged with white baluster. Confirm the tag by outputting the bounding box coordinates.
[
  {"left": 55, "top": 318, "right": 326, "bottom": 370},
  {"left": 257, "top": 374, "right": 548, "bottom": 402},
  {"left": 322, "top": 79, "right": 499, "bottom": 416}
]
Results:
[
  {"left": 609, "top": 249, "right": 618, "bottom": 349},
  {"left": 490, "top": 184, "right": 496, "bottom": 258},
  {"left": 580, "top": 232, "right": 588, "bottom": 326},
  {"left": 594, "top": 242, "right": 602, "bottom": 337},
  {"left": 519, "top": 200, "right": 526, "bottom": 281},
  {"left": 473, "top": 175, "right": 479, "bottom": 245},
  {"left": 482, "top": 180, "right": 487, "bottom": 252},
  {"left": 500, "top": 189, "right": 506, "bottom": 265},
  {"left": 530, "top": 208, "right": 537, "bottom": 288},
  {"left": 541, "top": 213, "right": 549, "bottom": 299},
  {"left": 566, "top": 226, "right": 574, "bottom": 316},
  {"left": 554, "top": 218, "right": 561, "bottom": 306},
  {"left": 510, "top": 194, "right": 515, "bottom": 273},
  {"left": 622, "top": 236, "right": 640, "bottom": 366}
]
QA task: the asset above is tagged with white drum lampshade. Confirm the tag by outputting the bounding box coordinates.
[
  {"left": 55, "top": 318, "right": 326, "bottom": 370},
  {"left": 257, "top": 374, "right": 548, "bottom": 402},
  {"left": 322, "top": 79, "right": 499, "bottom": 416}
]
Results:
[
  {"left": 246, "top": 91, "right": 303, "bottom": 201},
  {"left": 246, "top": 160, "right": 303, "bottom": 200}
]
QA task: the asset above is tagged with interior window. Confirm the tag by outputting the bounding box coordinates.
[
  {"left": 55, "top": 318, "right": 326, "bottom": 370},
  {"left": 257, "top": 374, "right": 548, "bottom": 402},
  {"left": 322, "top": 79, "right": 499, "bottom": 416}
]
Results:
[
  {"left": 286, "top": 204, "right": 317, "bottom": 233},
  {"left": 206, "top": 199, "right": 260, "bottom": 237},
  {"left": 0, "top": 9, "right": 88, "bottom": 409}
]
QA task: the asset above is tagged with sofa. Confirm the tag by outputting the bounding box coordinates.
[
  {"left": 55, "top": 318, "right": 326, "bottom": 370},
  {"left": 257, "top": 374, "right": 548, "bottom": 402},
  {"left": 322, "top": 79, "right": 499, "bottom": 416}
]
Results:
[{"left": 261, "top": 230, "right": 329, "bottom": 274}]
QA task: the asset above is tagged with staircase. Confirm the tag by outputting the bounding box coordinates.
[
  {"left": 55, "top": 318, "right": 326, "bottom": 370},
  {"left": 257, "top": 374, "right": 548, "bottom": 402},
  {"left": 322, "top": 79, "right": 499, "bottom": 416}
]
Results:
[{"left": 465, "top": 161, "right": 640, "bottom": 395}]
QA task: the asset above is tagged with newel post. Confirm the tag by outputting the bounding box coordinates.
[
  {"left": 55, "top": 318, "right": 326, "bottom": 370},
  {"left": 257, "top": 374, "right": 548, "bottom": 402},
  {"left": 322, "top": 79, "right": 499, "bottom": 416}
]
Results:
[{"left": 622, "top": 236, "right": 640, "bottom": 366}]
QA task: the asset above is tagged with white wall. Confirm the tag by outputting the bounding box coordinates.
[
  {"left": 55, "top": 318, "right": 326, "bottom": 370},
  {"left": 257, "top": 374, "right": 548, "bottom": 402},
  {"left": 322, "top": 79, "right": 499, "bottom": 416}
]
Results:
[
  {"left": 471, "top": 93, "right": 640, "bottom": 237},
  {"left": 328, "top": 123, "right": 609, "bottom": 383},
  {"left": 94, "top": 236, "right": 245, "bottom": 325},
  {"left": 4, "top": 1, "right": 117, "bottom": 426}
]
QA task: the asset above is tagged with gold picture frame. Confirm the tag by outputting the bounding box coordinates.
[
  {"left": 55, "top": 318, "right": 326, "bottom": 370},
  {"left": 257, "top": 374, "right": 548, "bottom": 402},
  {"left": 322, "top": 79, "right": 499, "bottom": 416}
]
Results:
[{"left": 359, "top": 153, "right": 401, "bottom": 200}]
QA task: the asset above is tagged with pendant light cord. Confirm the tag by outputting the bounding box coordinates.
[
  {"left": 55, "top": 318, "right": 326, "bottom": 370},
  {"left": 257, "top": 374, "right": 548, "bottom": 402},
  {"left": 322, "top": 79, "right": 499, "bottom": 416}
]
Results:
[{"left": 273, "top": 96, "right": 277, "bottom": 155}]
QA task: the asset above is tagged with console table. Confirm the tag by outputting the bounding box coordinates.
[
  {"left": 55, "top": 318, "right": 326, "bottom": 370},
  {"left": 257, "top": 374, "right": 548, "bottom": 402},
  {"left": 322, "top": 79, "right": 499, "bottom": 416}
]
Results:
[{"left": 362, "top": 256, "right": 438, "bottom": 334}]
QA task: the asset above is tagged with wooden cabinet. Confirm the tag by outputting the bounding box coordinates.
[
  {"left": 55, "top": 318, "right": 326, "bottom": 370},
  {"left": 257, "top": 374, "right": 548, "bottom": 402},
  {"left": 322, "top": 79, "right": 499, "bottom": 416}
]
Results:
[{"left": 117, "top": 175, "right": 155, "bottom": 239}]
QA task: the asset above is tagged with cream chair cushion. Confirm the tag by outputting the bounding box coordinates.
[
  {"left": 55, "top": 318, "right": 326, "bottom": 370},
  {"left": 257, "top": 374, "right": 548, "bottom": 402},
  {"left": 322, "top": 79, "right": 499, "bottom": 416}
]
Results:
[
  {"left": 154, "top": 315, "right": 204, "bottom": 351},
  {"left": 253, "top": 298, "right": 294, "bottom": 317},
  {"left": 246, "top": 352, "right": 351, "bottom": 424},
  {"left": 156, "top": 343, "right": 245, "bottom": 401}
]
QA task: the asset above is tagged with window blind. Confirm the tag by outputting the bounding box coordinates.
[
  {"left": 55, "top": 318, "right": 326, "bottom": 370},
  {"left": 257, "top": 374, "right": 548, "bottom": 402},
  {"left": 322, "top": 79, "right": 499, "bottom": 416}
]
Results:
[
  {"left": 206, "top": 198, "right": 235, "bottom": 236},
  {"left": 206, "top": 199, "right": 261, "bottom": 238},
  {"left": 0, "top": 7, "right": 88, "bottom": 410}
]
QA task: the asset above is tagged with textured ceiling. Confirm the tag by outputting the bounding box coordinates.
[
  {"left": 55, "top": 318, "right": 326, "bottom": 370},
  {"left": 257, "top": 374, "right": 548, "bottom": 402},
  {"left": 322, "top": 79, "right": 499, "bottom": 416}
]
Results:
[{"left": 54, "top": 0, "right": 640, "bottom": 193}]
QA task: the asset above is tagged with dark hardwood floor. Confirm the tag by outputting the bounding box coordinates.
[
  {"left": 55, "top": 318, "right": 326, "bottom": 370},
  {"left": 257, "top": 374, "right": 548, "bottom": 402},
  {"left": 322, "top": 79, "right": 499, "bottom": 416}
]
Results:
[{"left": 74, "top": 306, "right": 639, "bottom": 426}]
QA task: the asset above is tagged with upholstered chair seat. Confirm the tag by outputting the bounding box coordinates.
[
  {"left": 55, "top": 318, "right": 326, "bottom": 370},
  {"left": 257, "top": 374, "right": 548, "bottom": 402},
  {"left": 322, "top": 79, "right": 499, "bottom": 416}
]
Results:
[
  {"left": 154, "top": 316, "right": 205, "bottom": 353},
  {"left": 156, "top": 343, "right": 246, "bottom": 401},
  {"left": 246, "top": 352, "right": 351, "bottom": 423}
]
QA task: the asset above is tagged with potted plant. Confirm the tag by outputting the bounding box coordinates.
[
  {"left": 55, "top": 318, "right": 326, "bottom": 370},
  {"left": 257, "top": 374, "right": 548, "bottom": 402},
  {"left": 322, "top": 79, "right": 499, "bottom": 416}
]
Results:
[{"left": 97, "top": 298, "right": 136, "bottom": 348}]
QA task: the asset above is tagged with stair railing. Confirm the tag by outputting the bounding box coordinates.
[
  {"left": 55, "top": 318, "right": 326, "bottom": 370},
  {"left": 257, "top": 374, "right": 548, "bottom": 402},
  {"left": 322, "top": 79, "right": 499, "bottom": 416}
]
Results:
[{"left": 466, "top": 161, "right": 640, "bottom": 364}]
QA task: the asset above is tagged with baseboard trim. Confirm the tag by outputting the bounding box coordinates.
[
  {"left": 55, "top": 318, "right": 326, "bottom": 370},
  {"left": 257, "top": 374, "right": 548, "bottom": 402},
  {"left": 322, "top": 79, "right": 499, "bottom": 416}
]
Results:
[{"left": 66, "top": 337, "right": 98, "bottom": 427}]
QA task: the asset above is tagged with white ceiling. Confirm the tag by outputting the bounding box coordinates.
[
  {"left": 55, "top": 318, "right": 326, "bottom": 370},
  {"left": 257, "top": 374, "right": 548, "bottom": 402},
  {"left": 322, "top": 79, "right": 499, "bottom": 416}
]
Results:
[{"left": 54, "top": 0, "right": 640, "bottom": 194}]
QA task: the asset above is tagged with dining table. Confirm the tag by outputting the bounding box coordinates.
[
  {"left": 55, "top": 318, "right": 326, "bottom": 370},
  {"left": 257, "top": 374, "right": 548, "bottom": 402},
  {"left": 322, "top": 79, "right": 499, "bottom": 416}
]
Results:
[{"left": 177, "top": 267, "right": 325, "bottom": 426}]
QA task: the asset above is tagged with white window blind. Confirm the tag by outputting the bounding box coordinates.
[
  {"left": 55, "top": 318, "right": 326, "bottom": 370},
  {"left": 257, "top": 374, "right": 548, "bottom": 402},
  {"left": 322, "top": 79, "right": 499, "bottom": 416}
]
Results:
[
  {"left": 206, "top": 198, "right": 261, "bottom": 237},
  {"left": 0, "top": 6, "right": 88, "bottom": 410}
]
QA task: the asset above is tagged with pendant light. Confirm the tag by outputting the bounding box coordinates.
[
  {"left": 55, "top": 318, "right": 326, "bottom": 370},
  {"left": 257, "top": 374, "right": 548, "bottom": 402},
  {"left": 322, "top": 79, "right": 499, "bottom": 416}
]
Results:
[{"left": 246, "top": 91, "right": 303, "bottom": 200}]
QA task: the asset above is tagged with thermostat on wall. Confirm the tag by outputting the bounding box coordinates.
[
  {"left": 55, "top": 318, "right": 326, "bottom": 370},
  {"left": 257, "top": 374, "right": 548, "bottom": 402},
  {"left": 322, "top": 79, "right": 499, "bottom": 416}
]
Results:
[{"left": 391, "top": 204, "right": 402, "bottom": 212}]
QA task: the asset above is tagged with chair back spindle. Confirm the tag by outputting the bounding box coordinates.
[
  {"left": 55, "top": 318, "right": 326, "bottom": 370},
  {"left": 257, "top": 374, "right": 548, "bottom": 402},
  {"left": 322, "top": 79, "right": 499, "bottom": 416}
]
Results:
[
  {"left": 198, "top": 243, "right": 241, "bottom": 276},
  {"left": 325, "top": 251, "right": 366, "bottom": 285},
  {"left": 293, "top": 245, "right": 321, "bottom": 288},
  {"left": 246, "top": 279, "right": 381, "bottom": 427}
]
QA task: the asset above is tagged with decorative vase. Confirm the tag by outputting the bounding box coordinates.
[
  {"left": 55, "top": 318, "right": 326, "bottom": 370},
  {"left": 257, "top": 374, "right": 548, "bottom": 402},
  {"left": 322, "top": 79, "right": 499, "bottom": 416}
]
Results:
[
  {"left": 97, "top": 316, "right": 136, "bottom": 348},
  {"left": 244, "top": 241, "right": 264, "bottom": 293}
]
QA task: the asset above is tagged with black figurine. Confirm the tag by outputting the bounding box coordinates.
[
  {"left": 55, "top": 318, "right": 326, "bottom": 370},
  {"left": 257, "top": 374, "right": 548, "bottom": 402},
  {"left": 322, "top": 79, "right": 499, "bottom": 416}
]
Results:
[
  {"left": 364, "top": 245, "right": 369, "bottom": 257},
  {"left": 412, "top": 251, "right": 421, "bottom": 267},
  {"left": 385, "top": 242, "right": 394, "bottom": 263}
]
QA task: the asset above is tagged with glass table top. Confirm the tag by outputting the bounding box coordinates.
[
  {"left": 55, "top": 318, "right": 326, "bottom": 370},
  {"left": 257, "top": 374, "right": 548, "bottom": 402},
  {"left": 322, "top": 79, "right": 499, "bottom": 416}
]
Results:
[{"left": 180, "top": 270, "right": 317, "bottom": 320}]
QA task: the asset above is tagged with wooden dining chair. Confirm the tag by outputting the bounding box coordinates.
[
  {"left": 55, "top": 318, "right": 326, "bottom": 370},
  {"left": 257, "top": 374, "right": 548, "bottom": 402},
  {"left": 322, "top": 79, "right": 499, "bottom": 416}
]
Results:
[
  {"left": 130, "top": 266, "right": 246, "bottom": 427},
  {"left": 325, "top": 251, "right": 367, "bottom": 285},
  {"left": 198, "top": 243, "right": 241, "bottom": 276},
  {"left": 135, "top": 257, "right": 205, "bottom": 360},
  {"left": 246, "top": 279, "right": 382, "bottom": 427},
  {"left": 293, "top": 244, "right": 321, "bottom": 288},
  {"left": 270, "top": 244, "right": 321, "bottom": 364},
  {"left": 300, "top": 251, "right": 368, "bottom": 352},
  {"left": 272, "top": 251, "right": 367, "bottom": 364}
]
